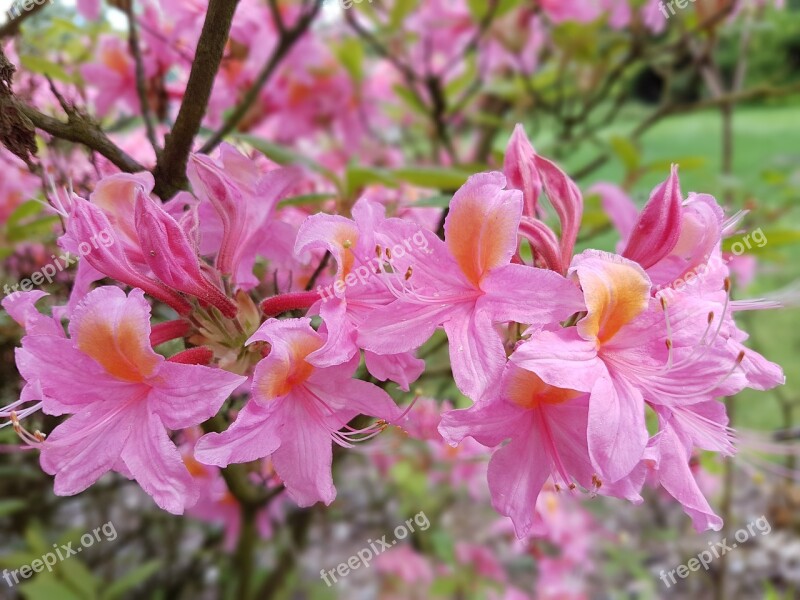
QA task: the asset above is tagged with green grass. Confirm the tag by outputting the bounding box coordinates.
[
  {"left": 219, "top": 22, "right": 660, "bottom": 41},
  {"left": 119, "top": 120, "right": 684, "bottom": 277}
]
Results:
[{"left": 561, "top": 104, "right": 800, "bottom": 431}]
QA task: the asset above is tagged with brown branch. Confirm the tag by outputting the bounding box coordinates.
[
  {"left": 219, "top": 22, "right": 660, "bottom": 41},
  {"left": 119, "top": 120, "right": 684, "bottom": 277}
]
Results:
[
  {"left": 16, "top": 102, "right": 147, "bottom": 172},
  {"left": 125, "top": 0, "right": 160, "bottom": 154},
  {"left": 199, "top": 0, "right": 322, "bottom": 155},
  {"left": 571, "top": 83, "right": 800, "bottom": 180},
  {"left": 154, "top": 0, "right": 241, "bottom": 199},
  {"left": 0, "top": 1, "right": 49, "bottom": 39}
]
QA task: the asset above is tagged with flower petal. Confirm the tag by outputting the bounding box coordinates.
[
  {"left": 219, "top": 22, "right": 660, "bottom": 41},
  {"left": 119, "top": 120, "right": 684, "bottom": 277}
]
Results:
[
  {"left": 587, "top": 374, "right": 648, "bottom": 483},
  {"left": 194, "top": 399, "right": 284, "bottom": 467},
  {"left": 148, "top": 362, "right": 246, "bottom": 430},
  {"left": 121, "top": 407, "right": 198, "bottom": 514},
  {"left": 445, "top": 172, "right": 521, "bottom": 286},
  {"left": 444, "top": 308, "right": 508, "bottom": 401}
]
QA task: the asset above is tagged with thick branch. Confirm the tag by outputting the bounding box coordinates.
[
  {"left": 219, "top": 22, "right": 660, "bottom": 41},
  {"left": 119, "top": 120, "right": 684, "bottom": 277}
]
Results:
[
  {"left": 16, "top": 102, "right": 147, "bottom": 172},
  {"left": 155, "top": 0, "right": 240, "bottom": 199}
]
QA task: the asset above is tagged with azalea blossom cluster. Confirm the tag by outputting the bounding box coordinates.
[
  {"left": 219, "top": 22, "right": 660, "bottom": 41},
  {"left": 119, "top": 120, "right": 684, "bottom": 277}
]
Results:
[{"left": 0, "top": 125, "right": 784, "bottom": 539}]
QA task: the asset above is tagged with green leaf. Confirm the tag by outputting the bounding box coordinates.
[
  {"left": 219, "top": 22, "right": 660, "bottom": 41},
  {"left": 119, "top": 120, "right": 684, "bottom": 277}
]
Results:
[
  {"left": 24, "top": 523, "right": 49, "bottom": 555},
  {"left": 428, "top": 576, "right": 460, "bottom": 596},
  {"left": 60, "top": 559, "right": 98, "bottom": 600},
  {"left": 0, "top": 552, "right": 41, "bottom": 569},
  {"left": 345, "top": 165, "right": 398, "bottom": 196},
  {"left": 389, "top": 0, "right": 419, "bottom": 28},
  {"left": 102, "top": 561, "right": 162, "bottom": 600},
  {"left": 234, "top": 134, "right": 342, "bottom": 189},
  {"left": 5, "top": 200, "right": 60, "bottom": 243},
  {"left": 723, "top": 228, "right": 800, "bottom": 256},
  {"left": 391, "top": 167, "right": 472, "bottom": 190},
  {"left": 19, "top": 575, "right": 84, "bottom": 600},
  {"left": 278, "top": 193, "right": 337, "bottom": 209},
  {"left": 467, "top": 0, "right": 520, "bottom": 20},
  {"left": 0, "top": 499, "right": 27, "bottom": 517},
  {"left": 609, "top": 136, "right": 640, "bottom": 174},
  {"left": 335, "top": 38, "right": 365, "bottom": 84},
  {"left": 7, "top": 217, "right": 60, "bottom": 243},
  {"left": 7, "top": 200, "right": 46, "bottom": 228},
  {"left": 18, "top": 55, "right": 74, "bottom": 84},
  {"left": 412, "top": 194, "right": 451, "bottom": 208},
  {"left": 392, "top": 84, "right": 429, "bottom": 117}
]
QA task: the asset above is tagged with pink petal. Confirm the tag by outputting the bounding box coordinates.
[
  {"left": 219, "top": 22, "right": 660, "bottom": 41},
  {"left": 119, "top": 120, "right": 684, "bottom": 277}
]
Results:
[
  {"left": 439, "top": 396, "right": 524, "bottom": 448},
  {"left": 41, "top": 402, "right": 135, "bottom": 495},
  {"left": 364, "top": 350, "right": 425, "bottom": 392},
  {"left": 443, "top": 308, "right": 508, "bottom": 401},
  {"left": 486, "top": 418, "right": 549, "bottom": 538},
  {"left": 270, "top": 396, "right": 336, "bottom": 507},
  {"left": 651, "top": 416, "right": 723, "bottom": 532},
  {"left": 148, "top": 362, "right": 246, "bottom": 430},
  {"left": 445, "top": 172, "right": 522, "bottom": 286},
  {"left": 534, "top": 155, "right": 583, "bottom": 268},
  {"left": 622, "top": 165, "right": 683, "bottom": 269},
  {"left": 306, "top": 378, "right": 402, "bottom": 423},
  {"left": 1, "top": 291, "right": 63, "bottom": 337},
  {"left": 359, "top": 301, "right": 453, "bottom": 356},
  {"left": 17, "top": 337, "right": 138, "bottom": 415},
  {"left": 510, "top": 329, "right": 605, "bottom": 393},
  {"left": 588, "top": 182, "right": 638, "bottom": 250},
  {"left": 479, "top": 263, "right": 585, "bottom": 326},
  {"left": 587, "top": 374, "right": 648, "bottom": 483},
  {"left": 503, "top": 124, "right": 542, "bottom": 218},
  {"left": 194, "top": 399, "right": 284, "bottom": 467},
  {"left": 120, "top": 407, "right": 198, "bottom": 514}
]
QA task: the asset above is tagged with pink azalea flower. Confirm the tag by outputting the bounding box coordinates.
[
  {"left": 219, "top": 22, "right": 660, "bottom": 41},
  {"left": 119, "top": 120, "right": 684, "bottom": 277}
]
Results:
[
  {"left": 80, "top": 36, "right": 143, "bottom": 118},
  {"left": 187, "top": 146, "right": 300, "bottom": 290},
  {"left": 62, "top": 172, "right": 236, "bottom": 316},
  {"left": 507, "top": 249, "right": 783, "bottom": 528},
  {"left": 593, "top": 167, "right": 732, "bottom": 293},
  {"left": 440, "top": 360, "right": 640, "bottom": 538},
  {"left": 294, "top": 198, "right": 425, "bottom": 390},
  {"left": 504, "top": 126, "right": 584, "bottom": 274},
  {"left": 359, "top": 172, "right": 585, "bottom": 400},
  {"left": 12, "top": 286, "right": 245, "bottom": 514},
  {"left": 195, "top": 318, "right": 403, "bottom": 506},
  {"left": 455, "top": 542, "right": 507, "bottom": 582},
  {"left": 539, "top": 0, "right": 604, "bottom": 24},
  {"left": 375, "top": 545, "right": 435, "bottom": 585},
  {"left": 0, "top": 149, "right": 38, "bottom": 223},
  {"left": 0, "top": 292, "right": 65, "bottom": 428}
]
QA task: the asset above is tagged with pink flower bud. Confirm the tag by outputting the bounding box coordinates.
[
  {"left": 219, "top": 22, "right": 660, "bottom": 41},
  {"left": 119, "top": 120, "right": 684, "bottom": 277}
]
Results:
[
  {"left": 68, "top": 199, "right": 192, "bottom": 315},
  {"left": 622, "top": 165, "right": 683, "bottom": 269},
  {"left": 503, "top": 124, "right": 542, "bottom": 219},
  {"left": 135, "top": 190, "right": 237, "bottom": 318}
]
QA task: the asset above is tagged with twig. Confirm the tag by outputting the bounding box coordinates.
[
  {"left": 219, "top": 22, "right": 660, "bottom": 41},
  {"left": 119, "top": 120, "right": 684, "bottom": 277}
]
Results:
[
  {"left": 16, "top": 101, "right": 147, "bottom": 172},
  {"left": 304, "top": 251, "right": 331, "bottom": 292},
  {"left": 125, "top": 0, "right": 160, "bottom": 154},
  {"left": 199, "top": 0, "right": 323, "bottom": 155},
  {"left": 154, "top": 0, "right": 241, "bottom": 199}
]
